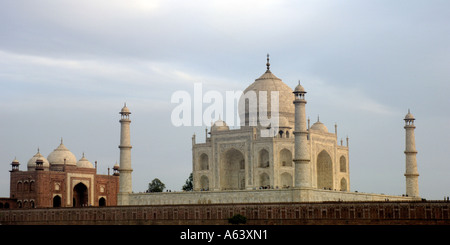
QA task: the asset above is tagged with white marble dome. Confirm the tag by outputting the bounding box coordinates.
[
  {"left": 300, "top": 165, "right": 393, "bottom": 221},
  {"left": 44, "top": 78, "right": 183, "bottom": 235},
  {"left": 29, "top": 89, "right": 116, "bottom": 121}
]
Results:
[
  {"left": 211, "top": 119, "right": 229, "bottom": 132},
  {"left": 47, "top": 140, "right": 77, "bottom": 166},
  {"left": 76, "top": 153, "right": 94, "bottom": 169},
  {"left": 238, "top": 68, "right": 295, "bottom": 128},
  {"left": 310, "top": 120, "right": 328, "bottom": 133}
]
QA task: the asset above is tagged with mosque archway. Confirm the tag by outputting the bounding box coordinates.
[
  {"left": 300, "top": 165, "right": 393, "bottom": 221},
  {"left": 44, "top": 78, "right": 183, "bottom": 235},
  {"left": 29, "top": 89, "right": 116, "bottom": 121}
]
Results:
[
  {"left": 73, "top": 183, "right": 88, "bottom": 207},
  {"left": 317, "top": 150, "right": 333, "bottom": 189},
  {"left": 221, "top": 148, "right": 245, "bottom": 190},
  {"left": 53, "top": 195, "right": 61, "bottom": 207},
  {"left": 99, "top": 197, "right": 106, "bottom": 207}
]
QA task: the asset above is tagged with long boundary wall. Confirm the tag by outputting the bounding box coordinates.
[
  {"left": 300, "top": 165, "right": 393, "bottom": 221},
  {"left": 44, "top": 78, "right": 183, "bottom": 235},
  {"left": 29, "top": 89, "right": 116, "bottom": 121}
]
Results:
[{"left": 1, "top": 201, "right": 449, "bottom": 225}]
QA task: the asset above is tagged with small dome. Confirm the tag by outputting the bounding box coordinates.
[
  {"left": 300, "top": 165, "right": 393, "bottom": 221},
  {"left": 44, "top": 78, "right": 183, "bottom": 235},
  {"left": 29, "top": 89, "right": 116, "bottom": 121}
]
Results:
[
  {"left": 405, "top": 109, "right": 415, "bottom": 120},
  {"left": 310, "top": 120, "right": 328, "bottom": 133},
  {"left": 47, "top": 140, "right": 77, "bottom": 166},
  {"left": 76, "top": 153, "right": 94, "bottom": 169},
  {"left": 120, "top": 103, "right": 131, "bottom": 114},
  {"left": 211, "top": 119, "right": 229, "bottom": 132},
  {"left": 113, "top": 162, "right": 120, "bottom": 170},
  {"left": 294, "top": 82, "right": 305, "bottom": 93},
  {"left": 27, "top": 150, "right": 50, "bottom": 171},
  {"left": 11, "top": 158, "right": 20, "bottom": 165}
]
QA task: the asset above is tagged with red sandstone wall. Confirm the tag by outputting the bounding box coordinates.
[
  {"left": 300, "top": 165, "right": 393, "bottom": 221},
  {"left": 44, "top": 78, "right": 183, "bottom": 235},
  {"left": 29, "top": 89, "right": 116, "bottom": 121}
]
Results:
[{"left": 0, "top": 201, "right": 449, "bottom": 225}]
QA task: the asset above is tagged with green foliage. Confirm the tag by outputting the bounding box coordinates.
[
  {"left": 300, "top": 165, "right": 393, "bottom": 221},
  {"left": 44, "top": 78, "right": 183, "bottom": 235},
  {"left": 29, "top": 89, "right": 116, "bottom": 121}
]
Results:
[
  {"left": 182, "top": 173, "right": 193, "bottom": 191},
  {"left": 228, "top": 214, "right": 247, "bottom": 225},
  {"left": 147, "top": 178, "right": 165, "bottom": 192}
]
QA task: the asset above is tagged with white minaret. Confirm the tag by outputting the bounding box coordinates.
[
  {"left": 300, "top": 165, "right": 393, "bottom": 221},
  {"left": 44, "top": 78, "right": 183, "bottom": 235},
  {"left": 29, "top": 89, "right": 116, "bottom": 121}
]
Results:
[
  {"left": 293, "top": 81, "right": 311, "bottom": 188},
  {"left": 118, "top": 103, "right": 133, "bottom": 205},
  {"left": 404, "top": 109, "right": 419, "bottom": 197}
]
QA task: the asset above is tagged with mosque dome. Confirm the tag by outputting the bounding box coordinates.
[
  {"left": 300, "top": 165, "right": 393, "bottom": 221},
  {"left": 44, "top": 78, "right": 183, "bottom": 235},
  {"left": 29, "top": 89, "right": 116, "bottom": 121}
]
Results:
[
  {"left": 211, "top": 119, "right": 229, "bottom": 132},
  {"left": 294, "top": 82, "right": 305, "bottom": 93},
  {"left": 238, "top": 56, "right": 295, "bottom": 127},
  {"left": 310, "top": 120, "right": 328, "bottom": 133},
  {"left": 47, "top": 140, "right": 77, "bottom": 166},
  {"left": 27, "top": 149, "right": 50, "bottom": 171},
  {"left": 76, "top": 153, "right": 94, "bottom": 169}
]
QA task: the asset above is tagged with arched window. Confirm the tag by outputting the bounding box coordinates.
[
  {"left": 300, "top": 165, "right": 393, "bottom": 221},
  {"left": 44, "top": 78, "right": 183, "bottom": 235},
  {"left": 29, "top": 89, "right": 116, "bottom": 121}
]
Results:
[
  {"left": 280, "top": 149, "right": 293, "bottom": 167},
  {"left": 259, "top": 173, "right": 270, "bottom": 187},
  {"left": 99, "top": 197, "right": 106, "bottom": 207},
  {"left": 258, "top": 149, "right": 269, "bottom": 168},
  {"left": 17, "top": 182, "right": 23, "bottom": 192},
  {"left": 340, "top": 178, "right": 348, "bottom": 191},
  {"left": 199, "top": 153, "right": 209, "bottom": 170},
  {"left": 53, "top": 195, "right": 61, "bottom": 207},
  {"left": 280, "top": 172, "right": 293, "bottom": 188},
  {"left": 340, "top": 156, "right": 347, "bottom": 172},
  {"left": 200, "top": 175, "right": 209, "bottom": 190},
  {"left": 30, "top": 181, "right": 35, "bottom": 192}
]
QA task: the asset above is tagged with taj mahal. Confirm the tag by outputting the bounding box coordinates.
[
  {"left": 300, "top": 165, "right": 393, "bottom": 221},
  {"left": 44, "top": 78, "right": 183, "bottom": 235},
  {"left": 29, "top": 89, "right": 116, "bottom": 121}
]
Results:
[
  {"left": 120, "top": 56, "right": 420, "bottom": 206},
  {"left": 3, "top": 57, "right": 420, "bottom": 209}
]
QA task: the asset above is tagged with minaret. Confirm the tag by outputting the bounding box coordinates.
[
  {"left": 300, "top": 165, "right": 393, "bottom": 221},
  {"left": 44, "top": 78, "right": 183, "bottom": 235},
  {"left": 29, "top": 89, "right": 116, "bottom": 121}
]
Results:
[
  {"left": 293, "top": 81, "right": 311, "bottom": 188},
  {"left": 404, "top": 109, "right": 419, "bottom": 197},
  {"left": 118, "top": 103, "right": 133, "bottom": 205}
]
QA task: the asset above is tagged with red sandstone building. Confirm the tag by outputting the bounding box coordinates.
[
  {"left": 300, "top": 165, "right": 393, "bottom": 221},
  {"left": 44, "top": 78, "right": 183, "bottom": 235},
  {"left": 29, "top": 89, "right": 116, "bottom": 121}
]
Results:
[{"left": 4, "top": 140, "right": 119, "bottom": 209}]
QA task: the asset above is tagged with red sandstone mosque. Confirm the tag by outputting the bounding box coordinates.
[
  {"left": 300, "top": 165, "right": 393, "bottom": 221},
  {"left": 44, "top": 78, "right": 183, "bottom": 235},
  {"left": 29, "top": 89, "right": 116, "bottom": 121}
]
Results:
[{"left": 4, "top": 139, "right": 119, "bottom": 209}]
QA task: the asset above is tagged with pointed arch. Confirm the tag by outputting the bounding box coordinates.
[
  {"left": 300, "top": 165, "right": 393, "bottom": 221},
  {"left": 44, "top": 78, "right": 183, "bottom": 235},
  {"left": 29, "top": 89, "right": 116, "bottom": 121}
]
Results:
[
  {"left": 280, "top": 148, "right": 293, "bottom": 167},
  {"left": 199, "top": 153, "right": 209, "bottom": 170},
  {"left": 317, "top": 150, "right": 333, "bottom": 189},
  {"left": 54, "top": 195, "right": 62, "bottom": 208},
  {"left": 200, "top": 175, "right": 209, "bottom": 190},
  {"left": 99, "top": 197, "right": 106, "bottom": 207},
  {"left": 258, "top": 149, "right": 269, "bottom": 168},
  {"left": 221, "top": 148, "right": 245, "bottom": 190},
  {"left": 340, "top": 178, "right": 348, "bottom": 191},
  {"left": 259, "top": 173, "right": 270, "bottom": 187},
  {"left": 73, "top": 183, "right": 88, "bottom": 207},
  {"left": 280, "top": 172, "right": 293, "bottom": 188},
  {"left": 340, "top": 156, "right": 347, "bottom": 172}
]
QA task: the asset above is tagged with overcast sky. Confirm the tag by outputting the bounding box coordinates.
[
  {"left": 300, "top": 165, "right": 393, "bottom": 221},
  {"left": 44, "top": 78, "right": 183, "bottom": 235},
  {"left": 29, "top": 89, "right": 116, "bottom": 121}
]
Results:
[{"left": 1, "top": 0, "right": 449, "bottom": 200}]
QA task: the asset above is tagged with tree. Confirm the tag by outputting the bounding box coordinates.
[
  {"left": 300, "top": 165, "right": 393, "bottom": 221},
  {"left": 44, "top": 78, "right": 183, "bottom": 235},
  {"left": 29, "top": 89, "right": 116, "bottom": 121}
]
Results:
[
  {"left": 228, "top": 214, "right": 247, "bottom": 225},
  {"left": 147, "top": 178, "right": 165, "bottom": 192},
  {"left": 182, "top": 173, "right": 193, "bottom": 191}
]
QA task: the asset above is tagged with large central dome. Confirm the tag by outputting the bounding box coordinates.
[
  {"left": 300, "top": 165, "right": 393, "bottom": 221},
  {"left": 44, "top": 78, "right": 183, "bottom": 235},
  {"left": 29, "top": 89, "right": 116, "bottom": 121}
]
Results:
[
  {"left": 47, "top": 139, "right": 77, "bottom": 166},
  {"left": 238, "top": 60, "right": 295, "bottom": 128}
]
